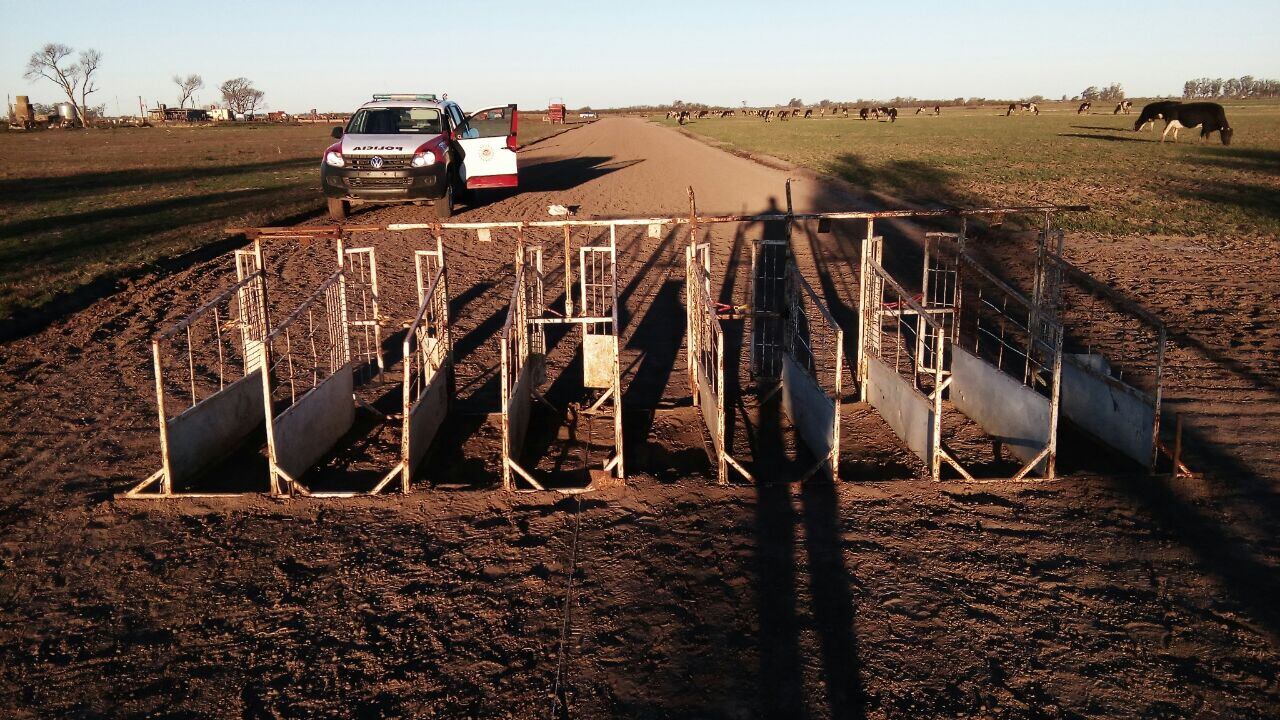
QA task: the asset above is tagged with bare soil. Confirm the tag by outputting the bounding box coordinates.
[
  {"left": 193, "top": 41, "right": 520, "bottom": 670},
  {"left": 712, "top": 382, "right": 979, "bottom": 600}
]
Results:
[{"left": 1, "top": 118, "right": 1277, "bottom": 718}]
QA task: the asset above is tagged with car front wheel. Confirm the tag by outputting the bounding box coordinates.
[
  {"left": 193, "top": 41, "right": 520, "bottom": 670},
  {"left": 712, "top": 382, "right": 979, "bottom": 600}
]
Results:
[
  {"left": 434, "top": 181, "right": 454, "bottom": 219},
  {"left": 327, "top": 198, "right": 348, "bottom": 221}
]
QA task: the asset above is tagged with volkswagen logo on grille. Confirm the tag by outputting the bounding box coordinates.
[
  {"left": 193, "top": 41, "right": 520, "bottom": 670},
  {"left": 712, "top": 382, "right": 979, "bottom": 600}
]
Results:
[{"left": 369, "top": 156, "right": 384, "bottom": 169}]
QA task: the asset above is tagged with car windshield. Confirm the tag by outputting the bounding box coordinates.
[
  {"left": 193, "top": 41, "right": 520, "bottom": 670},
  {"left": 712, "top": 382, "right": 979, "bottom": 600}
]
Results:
[{"left": 346, "top": 107, "right": 442, "bottom": 134}]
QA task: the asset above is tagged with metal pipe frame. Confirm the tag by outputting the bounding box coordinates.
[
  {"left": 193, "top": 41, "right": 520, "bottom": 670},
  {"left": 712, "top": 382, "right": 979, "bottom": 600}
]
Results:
[
  {"left": 227, "top": 203, "right": 1088, "bottom": 238},
  {"left": 260, "top": 267, "right": 347, "bottom": 496},
  {"left": 782, "top": 261, "right": 844, "bottom": 482},
  {"left": 393, "top": 234, "right": 452, "bottom": 492},
  {"left": 123, "top": 240, "right": 271, "bottom": 499},
  {"left": 686, "top": 240, "right": 747, "bottom": 484},
  {"left": 501, "top": 225, "right": 624, "bottom": 492},
  {"left": 862, "top": 240, "right": 1064, "bottom": 483},
  {"left": 1035, "top": 242, "right": 1172, "bottom": 471},
  {"left": 259, "top": 240, "right": 388, "bottom": 498}
]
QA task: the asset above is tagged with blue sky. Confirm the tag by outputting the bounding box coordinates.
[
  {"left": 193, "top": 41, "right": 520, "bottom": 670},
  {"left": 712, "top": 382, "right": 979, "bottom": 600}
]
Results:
[{"left": 3, "top": 0, "right": 1277, "bottom": 113}]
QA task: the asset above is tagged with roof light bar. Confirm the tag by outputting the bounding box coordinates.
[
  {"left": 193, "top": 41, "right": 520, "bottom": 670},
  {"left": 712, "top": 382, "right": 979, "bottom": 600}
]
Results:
[{"left": 372, "top": 93, "right": 439, "bottom": 102}]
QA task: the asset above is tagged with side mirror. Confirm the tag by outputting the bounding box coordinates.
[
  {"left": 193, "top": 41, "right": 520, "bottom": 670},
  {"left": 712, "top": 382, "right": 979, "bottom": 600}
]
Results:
[{"left": 331, "top": 126, "right": 343, "bottom": 139}]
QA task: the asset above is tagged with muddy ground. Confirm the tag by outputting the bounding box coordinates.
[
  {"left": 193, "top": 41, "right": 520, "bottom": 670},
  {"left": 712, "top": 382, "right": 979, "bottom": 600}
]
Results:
[{"left": 1, "top": 118, "right": 1278, "bottom": 718}]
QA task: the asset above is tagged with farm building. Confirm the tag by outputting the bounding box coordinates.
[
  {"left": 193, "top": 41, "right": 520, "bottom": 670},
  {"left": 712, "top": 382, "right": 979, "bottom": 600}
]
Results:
[{"left": 147, "top": 105, "right": 209, "bottom": 122}]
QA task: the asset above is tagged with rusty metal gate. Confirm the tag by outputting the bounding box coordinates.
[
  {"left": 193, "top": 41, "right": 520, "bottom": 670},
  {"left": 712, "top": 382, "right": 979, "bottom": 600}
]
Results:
[
  {"left": 395, "top": 234, "right": 453, "bottom": 491},
  {"left": 780, "top": 258, "right": 844, "bottom": 482},
  {"left": 686, "top": 240, "right": 739, "bottom": 483},
  {"left": 751, "top": 238, "right": 789, "bottom": 379},
  {"left": 261, "top": 265, "right": 348, "bottom": 495},
  {"left": 218, "top": 196, "right": 1089, "bottom": 492},
  {"left": 125, "top": 240, "right": 271, "bottom": 497},
  {"left": 500, "top": 223, "right": 624, "bottom": 491},
  {"left": 688, "top": 233, "right": 844, "bottom": 484},
  {"left": 1033, "top": 234, "right": 1175, "bottom": 472},
  {"left": 500, "top": 238, "right": 548, "bottom": 490},
  {"left": 859, "top": 226, "right": 1064, "bottom": 482}
]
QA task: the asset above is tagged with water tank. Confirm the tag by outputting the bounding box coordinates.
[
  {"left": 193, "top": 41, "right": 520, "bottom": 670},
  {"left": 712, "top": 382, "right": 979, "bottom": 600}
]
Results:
[{"left": 56, "top": 102, "right": 76, "bottom": 120}]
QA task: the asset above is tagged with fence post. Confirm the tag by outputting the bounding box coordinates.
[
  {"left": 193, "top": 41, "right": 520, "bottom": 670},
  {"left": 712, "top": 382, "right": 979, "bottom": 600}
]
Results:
[{"left": 856, "top": 219, "right": 875, "bottom": 401}]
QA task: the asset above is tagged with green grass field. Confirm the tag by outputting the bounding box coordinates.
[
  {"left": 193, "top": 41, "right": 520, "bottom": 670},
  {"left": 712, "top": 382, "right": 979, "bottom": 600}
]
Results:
[
  {"left": 656, "top": 101, "right": 1280, "bottom": 237},
  {"left": 0, "top": 118, "right": 570, "bottom": 322}
]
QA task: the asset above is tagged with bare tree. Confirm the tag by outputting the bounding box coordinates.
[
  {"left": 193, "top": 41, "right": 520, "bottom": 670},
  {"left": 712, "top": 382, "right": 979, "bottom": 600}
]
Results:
[
  {"left": 173, "top": 73, "right": 204, "bottom": 108},
  {"left": 24, "top": 43, "right": 81, "bottom": 123},
  {"left": 77, "top": 49, "right": 102, "bottom": 125},
  {"left": 220, "top": 77, "right": 265, "bottom": 117}
]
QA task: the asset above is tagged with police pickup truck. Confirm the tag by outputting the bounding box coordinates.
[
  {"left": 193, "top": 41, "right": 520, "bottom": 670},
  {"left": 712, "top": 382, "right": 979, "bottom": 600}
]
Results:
[{"left": 321, "top": 94, "right": 518, "bottom": 220}]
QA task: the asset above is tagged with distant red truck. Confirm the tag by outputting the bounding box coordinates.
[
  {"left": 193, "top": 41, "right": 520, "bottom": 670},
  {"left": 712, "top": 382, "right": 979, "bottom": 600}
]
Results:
[{"left": 547, "top": 103, "right": 566, "bottom": 124}]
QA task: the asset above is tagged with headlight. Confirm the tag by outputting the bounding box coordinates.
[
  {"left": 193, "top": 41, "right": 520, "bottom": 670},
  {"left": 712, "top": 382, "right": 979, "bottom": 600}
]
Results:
[
  {"left": 325, "top": 151, "right": 344, "bottom": 167},
  {"left": 411, "top": 151, "right": 435, "bottom": 167}
]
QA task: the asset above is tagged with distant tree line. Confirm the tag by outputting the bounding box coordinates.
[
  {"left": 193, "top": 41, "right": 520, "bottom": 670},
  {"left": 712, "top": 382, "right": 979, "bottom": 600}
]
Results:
[
  {"left": 1079, "top": 84, "right": 1125, "bottom": 102},
  {"left": 1182, "top": 76, "right": 1280, "bottom": 98}
]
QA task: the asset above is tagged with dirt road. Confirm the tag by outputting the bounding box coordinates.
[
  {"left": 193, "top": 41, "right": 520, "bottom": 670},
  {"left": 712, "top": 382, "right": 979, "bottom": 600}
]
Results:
[{"left": 1, "top": 118, "right": 1277, "bottom": 718}]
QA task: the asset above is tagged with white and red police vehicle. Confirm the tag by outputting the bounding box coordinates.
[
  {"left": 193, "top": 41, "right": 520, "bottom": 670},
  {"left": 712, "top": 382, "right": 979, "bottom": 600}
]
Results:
[{"left": 321, "top": 94, "right": 518, "bottom": 220}]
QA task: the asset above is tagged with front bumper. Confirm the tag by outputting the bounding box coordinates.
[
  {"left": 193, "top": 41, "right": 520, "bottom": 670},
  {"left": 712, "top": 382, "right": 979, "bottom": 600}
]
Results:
[{"left": 321, "top": 163, "right": 448, "bottom": 201}]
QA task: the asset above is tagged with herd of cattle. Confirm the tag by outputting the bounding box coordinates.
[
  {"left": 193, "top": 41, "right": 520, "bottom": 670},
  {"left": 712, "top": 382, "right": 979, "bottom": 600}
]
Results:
[
  {"left": 1076, "top": 100, "right": 1134, "bottom": 114},
  {"left": 665, "top": 99, "right": 1234, "bottom": 144},
  {"left": 665, "top": 105, "right": 939, "bottom": 124}
]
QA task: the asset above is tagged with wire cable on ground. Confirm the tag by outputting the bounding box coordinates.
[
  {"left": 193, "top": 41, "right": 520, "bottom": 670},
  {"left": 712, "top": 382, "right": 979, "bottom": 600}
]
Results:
[{"left": 550, "top": 495, "right": 582, "bottom": 719}]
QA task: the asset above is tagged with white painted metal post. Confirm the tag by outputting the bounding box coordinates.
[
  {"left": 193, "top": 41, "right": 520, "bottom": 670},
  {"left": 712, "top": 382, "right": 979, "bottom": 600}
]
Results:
[{"left": 856, "top": 219, "right": 875, "bottom": 401}]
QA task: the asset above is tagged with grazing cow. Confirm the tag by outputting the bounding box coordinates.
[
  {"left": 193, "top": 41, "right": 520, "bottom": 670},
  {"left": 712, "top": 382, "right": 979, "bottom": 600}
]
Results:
[
  {"left": 803, "top": 108, "right": 813, "bottom": 119},
  {"left": 842, "top": 106, "right": 850, "bottom": 118},
  {"left": 779, "top": 110, "right": 791, "bottom": 121},
  {"left": 1133, "top": 100, "right": 1182, "bottom": 132},
  {"left": 916, "top": 107, "right": 926, "bottom": 115},
  {"left": 1113, "top": 100, "right": 1133, "bottom": 115},
  {"left": 1159, "top": 102, "right": 1233, "bottom": 145},
  {"left": 1077, "top": 101, "right": 1091, "bottom": 114},
  {"left": 870, "top": 107, "right": 894, "bottom": 121},
  {"left": 859, "top": 107, "right": 870, "bottom": 120},
  {"left": 1006, "top": 102, "right": 1040, "bottom": 116},
  {"left": 933, "top": 105, "right": 941, "bottom": 115}
]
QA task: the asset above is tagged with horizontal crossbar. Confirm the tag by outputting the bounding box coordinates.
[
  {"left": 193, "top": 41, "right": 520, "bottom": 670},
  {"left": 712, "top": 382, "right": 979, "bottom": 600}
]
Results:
[{"left": 227, "top": 205, "right": 1088, "bottom": 237}]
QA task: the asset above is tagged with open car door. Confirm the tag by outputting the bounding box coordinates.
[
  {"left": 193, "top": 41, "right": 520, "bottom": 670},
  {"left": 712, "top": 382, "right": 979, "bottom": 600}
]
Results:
[{"left": 459, "top": 104, "right": 518, "bottom": 189}]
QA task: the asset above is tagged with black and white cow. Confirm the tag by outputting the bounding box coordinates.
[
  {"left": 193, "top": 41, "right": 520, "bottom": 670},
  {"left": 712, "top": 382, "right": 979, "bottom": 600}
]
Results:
[
  {"left": 1133, "top": 101, "right": 1182, "bottom": 132},
  {"left": 1007, "top": 102, "right": 1039, "bottom": 116},
  {"left": 803, "top": 108, "right": 813, "bottom": 119},
  {"left": 1113, "top": 100, "right": 1133, "bottom": 115},
  {"left": 1077, "top": 101, "right": 1091, "bottom": 114},
  {"left": 1159, "top": 102, "right": 1233, "bottom": 145},
  {"left": 859, "top": 107, "right": 870, "bottom": 120}
]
